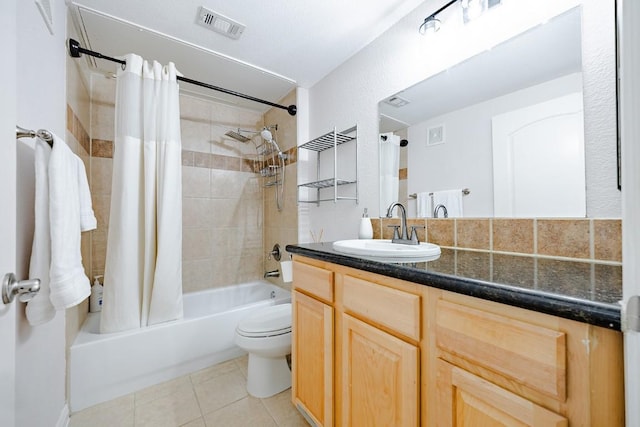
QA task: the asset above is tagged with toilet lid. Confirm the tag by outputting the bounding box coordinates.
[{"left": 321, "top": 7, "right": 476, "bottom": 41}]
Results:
[{"left": 237, "top": 303, "right": 292, "bottom": 337}]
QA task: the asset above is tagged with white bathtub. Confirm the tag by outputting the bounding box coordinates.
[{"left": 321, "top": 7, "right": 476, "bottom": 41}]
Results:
[{"left": 69, "top": 281, "right": 290, "bottom": 412}]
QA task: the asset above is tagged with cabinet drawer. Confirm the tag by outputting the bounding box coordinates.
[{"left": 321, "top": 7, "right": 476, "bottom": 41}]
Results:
[
  {"left": 436, "top": 299, "right": 566, "bottom": 401},
  {"left": 293, "top": 261, "right": 334, "bottom": 303},
  {"left": 342, "top": 275, "right": 420, "bottom": 340}
]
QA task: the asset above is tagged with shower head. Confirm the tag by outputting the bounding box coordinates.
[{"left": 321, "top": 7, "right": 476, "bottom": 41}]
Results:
[
  {"left": 225, "top": 129, "right": 251, "bottom": 143},
  {"left": 260, "top": 128, "right": 273, "bottom": 142}
]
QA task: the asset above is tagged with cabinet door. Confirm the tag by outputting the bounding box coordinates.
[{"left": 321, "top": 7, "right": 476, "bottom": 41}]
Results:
[
  {"left": 436, "top": 360, "right": 567, "bottom": 426},
  {"left": 341, "top": 314, "right": 419, "bottom": 427},
  {"left": 292, "top": 290, "right": 334, "bottom": 427}
]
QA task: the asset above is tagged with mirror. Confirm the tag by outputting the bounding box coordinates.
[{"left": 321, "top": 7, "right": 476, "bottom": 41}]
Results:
[{"left": 378, "top": 6, "right": 618, "bottom": 218}]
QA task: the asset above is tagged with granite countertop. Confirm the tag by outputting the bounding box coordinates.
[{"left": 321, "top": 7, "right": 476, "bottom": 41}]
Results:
[{"left": 285, "top": 242, "right": 623, "bottom": 330}]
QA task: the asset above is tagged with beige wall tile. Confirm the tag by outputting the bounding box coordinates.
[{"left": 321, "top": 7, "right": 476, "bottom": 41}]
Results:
[
  {"left": 182, "top": 260, "right": 213, "bottom": 293},
  {"left": 371, "top": 218, "right": 382, "bottom": 239},
  {"left": 91, "top": 102, "right": 115, "bottom": 142},
  {"left": 593, "top": 219, "right": 622, "bottom": 262},
  {"left": 183, "top": 198, "right": 213, "bottom": 229},
  {"left": 407, "top": 219, "right": 427, "bottom": 242},
  {"left": 90, "top": 157, "right": 113, "bottom": 196},
  {"left": 492, "top": 218, "right": 534, "bottom": 254},
  {"left": 182, "top": 228, "right": 213, "bottom": 261},
  {"left": 537, "top": 219, "right": 590, "bottom": 259},
  {"left": 182, "top": 166, "right": 210, "bottom": 198},
  {"left": 426, "top": 219, "right": 455, "bottom": 247},
  {"left": 456, "top": 219, "right": 490, "bottom": 250}
]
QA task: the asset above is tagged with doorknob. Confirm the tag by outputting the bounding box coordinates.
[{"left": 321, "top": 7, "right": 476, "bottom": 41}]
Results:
[{"left": 2, "top": 273, "right": 40, "bottom": 304}]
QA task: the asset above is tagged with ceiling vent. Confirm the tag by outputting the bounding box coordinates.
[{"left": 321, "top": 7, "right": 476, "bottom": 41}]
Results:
[
  {"left": 383, "top": 95, "right": 410, "bottom": 108},
  {"left": 196, "top": 7, "right": 245, "bottom": 40}
]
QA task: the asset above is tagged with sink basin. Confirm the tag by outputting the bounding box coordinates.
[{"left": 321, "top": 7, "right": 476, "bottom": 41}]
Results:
[{"left": 332, "top": 239, "right": 441, "bottom": 263}]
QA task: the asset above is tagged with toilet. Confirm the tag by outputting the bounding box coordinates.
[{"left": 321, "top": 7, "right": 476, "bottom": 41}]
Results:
[{"left": 234, "top": 303, "right": 292, "bottom": 398}]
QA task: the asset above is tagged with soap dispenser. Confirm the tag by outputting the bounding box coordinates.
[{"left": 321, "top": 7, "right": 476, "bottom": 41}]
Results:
[
  {"left": 358, "top": 208, "right": 373, "bottom": 239},
  {"left": 89, "top": 275, "right": 103, "bottom": 313}
]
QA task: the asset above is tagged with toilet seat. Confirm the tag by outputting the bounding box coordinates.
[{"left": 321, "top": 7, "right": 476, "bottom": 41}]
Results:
[{"left": 236, "top": 303, "right": 291, "bottom": 338}]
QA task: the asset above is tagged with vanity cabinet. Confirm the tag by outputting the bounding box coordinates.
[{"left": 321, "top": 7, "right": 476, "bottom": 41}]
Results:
[
  {"left": 339, "top": 275, "right": 420, "bottom": 426},
  {"left": 292, "top": 261, "right": 334, "bottom": 427},
  {"left": 291, "top": 255, "right": 624, "bottom": 426}
]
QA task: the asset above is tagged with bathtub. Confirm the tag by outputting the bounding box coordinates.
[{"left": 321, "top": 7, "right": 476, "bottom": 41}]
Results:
[{"left": 69, "top": 281, "right": 290, "bottom": 412}]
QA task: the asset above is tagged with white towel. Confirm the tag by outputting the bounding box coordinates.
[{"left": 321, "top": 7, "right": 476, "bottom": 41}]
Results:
[
  {"left": 26, "top": 135, "right": 97, "bottom": 325},
  {"left": 26, "top": 139, "right": 55, "bottom": 325},
  {"left": 432, "top": 189, "right": 464, "bottom": 218},
  {"left": 416, "top": 192, "right": 431, "bottom": 218}
]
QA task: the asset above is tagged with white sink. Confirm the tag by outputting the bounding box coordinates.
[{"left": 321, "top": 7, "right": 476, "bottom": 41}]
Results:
[{"left": 332, "top": 239, "right": 441, "bottom": 263}]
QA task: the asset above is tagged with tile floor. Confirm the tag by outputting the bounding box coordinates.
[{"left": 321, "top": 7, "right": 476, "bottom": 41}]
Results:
[{"left": 69, "top": 355, "right": 309, "bottom": 427}]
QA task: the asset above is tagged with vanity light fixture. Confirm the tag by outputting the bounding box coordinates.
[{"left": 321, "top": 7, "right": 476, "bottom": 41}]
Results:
[
  {"left": 419, "top": 0, "right": 456, "bottom": 35},
  {"left": 419, "top": 0, "right": 502, "bottom": 34}
]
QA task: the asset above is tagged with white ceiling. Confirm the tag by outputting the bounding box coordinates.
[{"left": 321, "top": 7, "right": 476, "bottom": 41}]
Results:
[{"left": 68, "top": 0, "right": 427, "bottom": 113}]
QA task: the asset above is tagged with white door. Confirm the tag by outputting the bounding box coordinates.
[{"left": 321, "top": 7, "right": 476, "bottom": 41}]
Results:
[
  {"left": 492, "top": 93, "right": 586, "bottom": 217},
  {"left": 619, "top": 1, "right": 640, "bottom": 426},
  {"left": 0, "top": 1, "right": 18, "bottom": 426}
]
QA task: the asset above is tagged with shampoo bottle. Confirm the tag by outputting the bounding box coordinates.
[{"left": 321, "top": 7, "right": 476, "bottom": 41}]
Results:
[
  {"left": 89, "top": 275, "right": 103, "bottom": 313},
  {"left": 358, "top": 208, "right": 373, "bottom": 239}
]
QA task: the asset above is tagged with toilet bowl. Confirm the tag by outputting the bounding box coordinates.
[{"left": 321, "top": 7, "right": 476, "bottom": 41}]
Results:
[{"left": 234, "top": 303, "right": 292, "bottom": 398}]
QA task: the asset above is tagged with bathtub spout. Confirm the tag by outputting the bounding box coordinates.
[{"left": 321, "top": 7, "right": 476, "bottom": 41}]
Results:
[{"left": 264, "top": 270, "right": 280, "bottom": 278}]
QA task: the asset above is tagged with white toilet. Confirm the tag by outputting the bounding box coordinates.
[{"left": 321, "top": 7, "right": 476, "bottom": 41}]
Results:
[{"left": 234, "top": 303, "right": 292, "bottom": 398}]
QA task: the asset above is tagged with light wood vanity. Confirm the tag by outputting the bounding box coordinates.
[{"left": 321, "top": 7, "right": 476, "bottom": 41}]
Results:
[{"left": 290, "top": 253, "right": 624, "bottom": 427}]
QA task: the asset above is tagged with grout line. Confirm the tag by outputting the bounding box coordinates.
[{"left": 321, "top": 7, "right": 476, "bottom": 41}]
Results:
[{"left": 589, "top": 218, "right": 595, "bottom": 261}]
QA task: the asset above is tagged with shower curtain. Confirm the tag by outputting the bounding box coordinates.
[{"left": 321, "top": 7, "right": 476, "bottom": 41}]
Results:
[
  {"left": 101, "top": 54, "right": 183, "bottom": 333},
  {"left": 379, "top": 132, "right": 401, "bottom": 214}
]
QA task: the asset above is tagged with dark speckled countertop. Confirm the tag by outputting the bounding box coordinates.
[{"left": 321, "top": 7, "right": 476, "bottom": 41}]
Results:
[{"left": 285, "top": 242, "right": 622, "bottom": 330}]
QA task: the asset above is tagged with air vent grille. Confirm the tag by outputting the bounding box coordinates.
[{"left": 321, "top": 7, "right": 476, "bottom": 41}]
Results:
[
  {"left": 383, "top": 95, "right": 410, "bottom": 108},
  {"left": 196, "top": 7, "right": 245, "bottom": 40}
]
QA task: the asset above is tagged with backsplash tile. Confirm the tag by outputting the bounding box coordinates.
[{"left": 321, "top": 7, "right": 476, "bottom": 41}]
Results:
[
  {"left": 492, "top": 219, "right": 534, "bottom": 254},
  {"left": 456, "top": 218, "right": 490, "bottom": 250},
  {"left": 537, "top": 219, "right": 590, "bottom": 259},
  {"left": 426, "top": 219, "right": 455, "bottom": 247},
  {"left": 593, "top": 219, "right": 622, "bottom": 262}
]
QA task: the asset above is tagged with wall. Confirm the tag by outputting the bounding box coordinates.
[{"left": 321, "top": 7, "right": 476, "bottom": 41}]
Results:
[
  {"left": 88, "top": 76, "right": 266, "bottom": 292},
  {"left": 262, "top": 90, "right": 299, "bottom": 290},
  {"left": 15, "top": 0, "right": 68, "bottom": 425},
  {"left": 303, "top": 0, "right": 618, "bottom": 243}
]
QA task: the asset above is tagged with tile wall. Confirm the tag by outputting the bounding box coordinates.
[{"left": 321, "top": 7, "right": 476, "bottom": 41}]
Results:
[
  {"left": 372, "top": 217, "right": 622, "bottom": 263},
  {"left": 262, "top": 91, "right": 298, "bottom": 290}
]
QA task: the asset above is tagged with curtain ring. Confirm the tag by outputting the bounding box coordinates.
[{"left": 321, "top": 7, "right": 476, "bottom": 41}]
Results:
[{"left": 121, "top": 62, "right": 126, "bottom": 71}]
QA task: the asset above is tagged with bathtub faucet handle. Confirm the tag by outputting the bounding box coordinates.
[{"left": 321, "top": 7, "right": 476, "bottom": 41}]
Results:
[{"left": 268, "top": 244, "right": 281, "bottom": 261}]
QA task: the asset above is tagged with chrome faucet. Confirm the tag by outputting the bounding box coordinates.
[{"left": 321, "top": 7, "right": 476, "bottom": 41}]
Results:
[
  {"left": 386, "top": 202, "right": 420, "bottom": 245},
  {"left": 434, "top": 204, "right": 448, "bottom": 218}
]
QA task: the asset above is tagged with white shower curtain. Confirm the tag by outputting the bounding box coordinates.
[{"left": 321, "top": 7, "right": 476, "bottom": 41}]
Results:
[
  {"left": 379, "top": 132, "right": 401, "bottom": 215},
  {"left": 101, "top": 54, "right": 183, "bottom": 333}
]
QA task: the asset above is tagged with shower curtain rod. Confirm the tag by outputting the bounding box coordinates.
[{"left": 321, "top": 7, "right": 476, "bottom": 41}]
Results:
[{"left": 68, "top": 39, "right": 297, "bottom": 116}]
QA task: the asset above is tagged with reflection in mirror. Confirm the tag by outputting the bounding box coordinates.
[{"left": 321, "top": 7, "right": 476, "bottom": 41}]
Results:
[{"left": 379, "top": 7, "right": 594, "bottom": 218}]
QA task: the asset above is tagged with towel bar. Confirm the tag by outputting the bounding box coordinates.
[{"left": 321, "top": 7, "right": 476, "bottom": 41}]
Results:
[
  {"left": 409, "top": 188, "right": 470, "bottom": 199},
  {"left": 16, "top": 125, "right": 53, "bottom": 146}
]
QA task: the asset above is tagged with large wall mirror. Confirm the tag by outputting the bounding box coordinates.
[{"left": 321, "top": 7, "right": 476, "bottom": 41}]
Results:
[{"left": 378, "top": 5, "right": 619, "bottom": 218}]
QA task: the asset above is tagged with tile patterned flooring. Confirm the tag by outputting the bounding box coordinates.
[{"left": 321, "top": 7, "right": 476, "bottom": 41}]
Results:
[{"left": 70, "top": 355, "right": 309, "bottom": 427}]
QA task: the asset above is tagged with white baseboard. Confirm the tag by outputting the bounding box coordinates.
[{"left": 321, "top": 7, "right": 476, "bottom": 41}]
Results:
[{"left": 56, "top": 404, "right": 70, "bottom": 427}]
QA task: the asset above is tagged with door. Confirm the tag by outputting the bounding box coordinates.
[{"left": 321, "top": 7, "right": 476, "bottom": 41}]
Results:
[
  {"left": 0, "top": 1, "right": 18, "bottom": 425},
  {"left": 492, "top": 93, "right": 586, "bottom": 217},
  {"left": 341, "top": 313, "right": 418, "bottom": 427},
  {"left": 619, "top": 1, "right": 640, "bottom": 426}
]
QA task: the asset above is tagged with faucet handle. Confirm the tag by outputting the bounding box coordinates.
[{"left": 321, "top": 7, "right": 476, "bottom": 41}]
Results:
[
  {"left": 409, "top": 226, "right": 425, "bottom": 244},
  {"left": 387, "top": 225, "right": 401, "bottom": 240}
]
